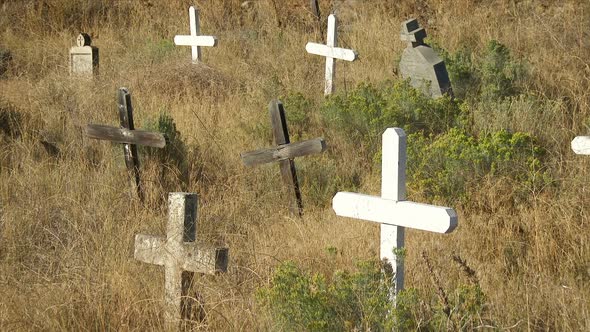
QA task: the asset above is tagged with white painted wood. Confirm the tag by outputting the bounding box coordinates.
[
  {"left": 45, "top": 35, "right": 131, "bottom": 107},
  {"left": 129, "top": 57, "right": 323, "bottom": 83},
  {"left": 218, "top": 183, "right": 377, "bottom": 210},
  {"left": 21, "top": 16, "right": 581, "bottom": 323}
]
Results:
[
  {"left": 380, "top": 128, "right": 406, "bottom": 295},
  {"left": 332, "top": 193, "right": 457, "bottom": 233},
  {"left": 572, "top": 136, "right": 590, "bottom": 155},
  {"left": 305, "top": 43, "right": 357, "bottom": 62},
  {"left": 305, "top": 14, "right": 358, "bottom": 95},
  {"left": 174, "top": 35, "right": 217, "bottom": 47},
  {"left": 331, "top": 127, "right": 458, "bottom": 303},
  {"left": 174, "top": 6, "right": 218, "bottom": 64}
]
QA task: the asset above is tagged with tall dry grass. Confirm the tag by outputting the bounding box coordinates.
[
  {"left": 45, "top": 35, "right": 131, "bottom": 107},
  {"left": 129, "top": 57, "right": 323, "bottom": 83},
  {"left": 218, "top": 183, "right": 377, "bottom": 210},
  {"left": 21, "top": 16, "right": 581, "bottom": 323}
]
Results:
[{"left": 1, "top": 0, "right": 589, "bottom": 330}]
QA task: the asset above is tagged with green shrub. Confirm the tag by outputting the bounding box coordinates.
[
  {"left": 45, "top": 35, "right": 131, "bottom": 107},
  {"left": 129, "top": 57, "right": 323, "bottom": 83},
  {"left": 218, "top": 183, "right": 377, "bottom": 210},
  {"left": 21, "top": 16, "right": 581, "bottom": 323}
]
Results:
[
  {"left": 407, "top": 128, "right": 548, "bottom": 203},
  {"left": 143, "top": 112, "right": 189, "bottom": 190},
  {"left": 258, "top": 257, "right": 493, "bottom": 331},
  {"left": 257, "top": 259, "right": 394, "bottom": 331},
  {"left": 320, "top": 80, "right": 466, "bottom": 153}
]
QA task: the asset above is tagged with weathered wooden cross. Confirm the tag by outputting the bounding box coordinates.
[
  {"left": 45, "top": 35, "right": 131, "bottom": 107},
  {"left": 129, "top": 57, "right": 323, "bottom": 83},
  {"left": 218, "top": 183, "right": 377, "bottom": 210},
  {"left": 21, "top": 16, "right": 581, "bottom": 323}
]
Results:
[
  {"left": 572, "top": 135, "right": 590, "bottom": 155},
  {"left": 134, "top": 192, "right": 228, "bottom": 329},
  {"left": 332, "top": 127, "right": 458, "bottom": 301},
  {"left": 85, "top": 88, "right": 166, "bottom": 201},
  {"left": 305, "top": 14, "right": 358, "bottom": 95},
  {"left": 240, "top": 100, "right": 327, "bottom": 216},
  {"left": 174, "top": 6, "right": 218, "bottom": 64}
]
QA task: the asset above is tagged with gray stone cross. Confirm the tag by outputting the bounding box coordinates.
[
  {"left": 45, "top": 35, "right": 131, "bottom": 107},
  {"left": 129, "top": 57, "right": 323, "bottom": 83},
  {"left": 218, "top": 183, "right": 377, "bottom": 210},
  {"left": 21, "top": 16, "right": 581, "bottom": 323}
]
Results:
[{"left": 134, "top": 193, "right": 228, "bottom": 329}]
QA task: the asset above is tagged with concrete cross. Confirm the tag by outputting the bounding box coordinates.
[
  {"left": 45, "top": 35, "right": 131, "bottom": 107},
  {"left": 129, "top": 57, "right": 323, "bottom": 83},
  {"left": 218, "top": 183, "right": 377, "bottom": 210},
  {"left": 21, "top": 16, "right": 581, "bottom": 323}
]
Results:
[
  {"left": 572, "top": 136, "right": 590, "bottom": 155},
  {"left": 174, "top": 6, "right": 218, "bottom": 64},
  {"left": 400, "top": 18, "right": 427, "bottom": 48},
  {"left": 305, "top": 14, "right": 358, "bottom": 95},
  {"left": 134, "top": 193, "right": 228, "bottom": 329},
  {"left": 240, "top": 100, "right": 327, "bottom": 216},
  {"left": 332, "top": 128, "right": 458, "bottom": 301},
  {"left": 86, "top": 88, "right": 166, "bottom": 202}
]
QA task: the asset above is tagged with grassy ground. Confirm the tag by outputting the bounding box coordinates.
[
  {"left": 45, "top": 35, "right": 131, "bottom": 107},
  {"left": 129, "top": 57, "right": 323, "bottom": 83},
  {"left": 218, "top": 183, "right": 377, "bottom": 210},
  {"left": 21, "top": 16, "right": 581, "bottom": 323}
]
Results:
[{"left": 1, "top": 0, "right": 589, "bottom": 330}]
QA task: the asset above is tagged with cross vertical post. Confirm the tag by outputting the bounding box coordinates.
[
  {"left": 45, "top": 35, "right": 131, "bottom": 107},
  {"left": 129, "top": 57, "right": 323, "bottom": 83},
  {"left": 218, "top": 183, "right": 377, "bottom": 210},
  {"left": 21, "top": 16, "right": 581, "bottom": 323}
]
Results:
[
  {"left": 324, "top": 14, "right": 337, "bottom": 95},
  {"left": 380, "top": 128, "right": 407, "bottom": 298},
  {"left": 117, "top": 88, "right": 143, "bottom": 201},
  {"left": 240, "top": 100, "right": 327, "bottom": 216},
  {"left": 270, "top": 101, "right": 304, "bottom": 216},
  {"left": 305, "top": 14, "right": 358, "bottom": 96},
  {"left": 189, "top": 6, "right": 201, "bottom": 63},
  {"left": 134, "top": 193, "right": 228, "bottom": 329}
]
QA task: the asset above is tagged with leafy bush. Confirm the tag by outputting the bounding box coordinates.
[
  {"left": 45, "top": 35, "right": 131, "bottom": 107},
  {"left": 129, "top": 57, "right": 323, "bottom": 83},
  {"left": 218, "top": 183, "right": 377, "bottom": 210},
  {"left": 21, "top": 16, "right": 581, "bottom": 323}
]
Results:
[
  {"left": 258, "top": 257, "right": 492, "bottom": 331},
  {"left": 407, "top": 128, "right": 548, "bottom": 203},
  {"left": 257, "top": 259, "right": 394, "bottom": 331},
  {"left": 320, "top": 80, "right": 466, "bottom": 154},
  {"left": 143, "top": 112, "right": 189, "bottom": 190}
]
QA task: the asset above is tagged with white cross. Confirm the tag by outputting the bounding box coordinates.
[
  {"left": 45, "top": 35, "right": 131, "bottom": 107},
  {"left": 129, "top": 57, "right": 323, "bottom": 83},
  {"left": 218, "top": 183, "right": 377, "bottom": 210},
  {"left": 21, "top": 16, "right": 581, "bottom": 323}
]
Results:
[
  {"left": 572, "top": 136, "right": 590, "bottom": 155},
  {"left": 174, "top": 6, "right": 218, "bottom": 64},
  {"left": 332, "top": 128, "right": 458, "bottom": 300},
  {"left": 134, "top": 193, "right": 228, "bottom": 329},
  {"left": 305, "top": 14, "right": 358, "bottom": 96}
]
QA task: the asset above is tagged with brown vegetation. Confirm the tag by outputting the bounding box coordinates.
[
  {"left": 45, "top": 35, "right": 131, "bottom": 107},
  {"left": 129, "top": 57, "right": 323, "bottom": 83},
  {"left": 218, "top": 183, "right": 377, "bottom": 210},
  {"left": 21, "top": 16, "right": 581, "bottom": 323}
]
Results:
[{"left": 0, "top": 0, "right": 589, "bottom": 330}]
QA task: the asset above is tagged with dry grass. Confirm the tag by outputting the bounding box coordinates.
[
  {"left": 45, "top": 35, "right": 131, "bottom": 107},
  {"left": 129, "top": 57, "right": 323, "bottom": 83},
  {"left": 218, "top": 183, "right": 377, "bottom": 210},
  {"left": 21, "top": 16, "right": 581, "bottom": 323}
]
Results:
[{"left": 1, "top": 0, "right": 589, "bottom": 330}]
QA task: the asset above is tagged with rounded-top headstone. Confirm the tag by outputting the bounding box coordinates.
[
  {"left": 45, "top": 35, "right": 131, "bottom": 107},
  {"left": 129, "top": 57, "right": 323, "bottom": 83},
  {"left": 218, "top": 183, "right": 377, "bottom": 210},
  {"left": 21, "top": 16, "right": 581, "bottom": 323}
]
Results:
[{"left": 76, "top": 33, "right": 92, "bottom": 47}]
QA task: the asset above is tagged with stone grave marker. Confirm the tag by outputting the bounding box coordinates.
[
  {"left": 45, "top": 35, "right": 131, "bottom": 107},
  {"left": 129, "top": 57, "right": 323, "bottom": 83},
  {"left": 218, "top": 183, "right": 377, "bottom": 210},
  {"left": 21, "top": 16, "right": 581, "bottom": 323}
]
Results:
[
  {"left": 174, "top": 6, "right": 218, "bottom": 64},
  {"left": 572, "top": 136, "right": 590, "bottom": 155},
  {"left": 85, "top": 88, "right": 166, "bottom": 201},
  {"left": 69, "top": 33, "right": 99, "bottom": 76},
  {"left": 306, "top": 14, "right": 358, "bottom": 95},
  {"left": 332, "top": 127, "right": 458, "bottom": 302},
  {"left": 240, "top": 100, "right": 327, "bottom": 216},
  {"left": 135, "top": 192, "right": 228, "bottom": 329},
  {"left": 399, "top": 19, "right": 452, "bottom": 98}
]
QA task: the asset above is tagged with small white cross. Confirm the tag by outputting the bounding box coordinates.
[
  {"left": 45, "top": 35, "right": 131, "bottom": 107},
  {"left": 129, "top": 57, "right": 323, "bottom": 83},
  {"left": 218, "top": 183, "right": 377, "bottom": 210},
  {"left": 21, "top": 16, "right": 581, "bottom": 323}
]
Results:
[
  {"left": 305, "top": 14, "right": 358, "bottom": 96},
  {"left": 332, "top": 128, "right": 458, "bottom": 300},
  {"left": 174, "top": 6, "right": 218, "bottom": 64},
  {"left": 134, "top": 193, "right": 228, "bottom": 329},
  {"left": 572, "top": 136, "right": 590, "bottom": 155}
]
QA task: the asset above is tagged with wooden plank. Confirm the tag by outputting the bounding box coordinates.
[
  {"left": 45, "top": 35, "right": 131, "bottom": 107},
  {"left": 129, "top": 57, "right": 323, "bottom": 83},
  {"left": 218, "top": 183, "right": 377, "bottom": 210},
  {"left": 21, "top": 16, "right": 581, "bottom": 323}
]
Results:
[
  {"left": 332, "top": 192, "right": 458, "bottom": 233},
  {"left": 305, "top": 42, "right": 358, "bottom": 62},
  {"left": 269, "top": 100, "right": 290, "bottom": 145},
  {"left": 173, "top": 35, "right": 218, "bottom": 47},
  {"left": 572, "top": 136, "right": 590, "bottom": 155},
  {"left": 269, "top": 100, "right": 303, "bottom": 216},
  {"left": 380, "top": 127, "right": 407, "bottom": 297},
  {"left": 189, "top": 6, "right": 201, "bottom": 62},
  {"left": 240, "top": 138, "right": 326, "bottom": 167},
  {"left": 85, "top": 124, "right": 166, "bottom": 148},
  {"left": 117, "top": 88, "right": 144, "bottom": 201}
]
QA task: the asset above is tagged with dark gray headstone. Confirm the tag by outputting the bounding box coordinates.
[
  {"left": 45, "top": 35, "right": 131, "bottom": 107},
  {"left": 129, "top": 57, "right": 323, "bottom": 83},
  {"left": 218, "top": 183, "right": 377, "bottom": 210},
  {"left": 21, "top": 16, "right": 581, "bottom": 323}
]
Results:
[
  {"left": 398, "top": 19, "right": 452, "bottom": 98},
  {"left": 69, "top": 33, "right": 99, "bottom": 76}
]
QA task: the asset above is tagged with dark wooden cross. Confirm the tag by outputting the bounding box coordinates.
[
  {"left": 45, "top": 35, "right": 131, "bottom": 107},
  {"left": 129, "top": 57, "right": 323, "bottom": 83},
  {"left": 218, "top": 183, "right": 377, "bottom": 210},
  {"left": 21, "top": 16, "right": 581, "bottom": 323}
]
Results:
[
  {"left": 240, "top": 99, "right": 327, "bottom": 216},
  {"left": 85, "top": 87, "right": 166, "bottom": 201}
]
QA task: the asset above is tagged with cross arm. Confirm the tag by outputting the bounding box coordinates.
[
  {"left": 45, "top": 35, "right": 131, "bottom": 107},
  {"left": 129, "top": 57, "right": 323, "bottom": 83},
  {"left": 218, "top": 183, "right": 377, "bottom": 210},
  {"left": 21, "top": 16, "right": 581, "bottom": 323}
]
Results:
[
  {"left": 181, "top": 245, "right": 229, "bottom": 274},
  {"left": 571, "top": 136, "right": 590, "bottom": 155},
  {"left": 86, "top": 124, "right": 167, "bottom": 148},
  {"left": 305, "top": 42, "right": 358, "bottom": 62},
  {"left": 240, "top": 138, "right": 326, "bottom": 167},
  {"left": 174, "top": 35, "right": 218, "bottom": 47},
  {"left": 135, "top": 234, "right": 167, "bottom": 266},
  {"left": 332, "top": 192, "right": 458, "bottom": 233}
]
